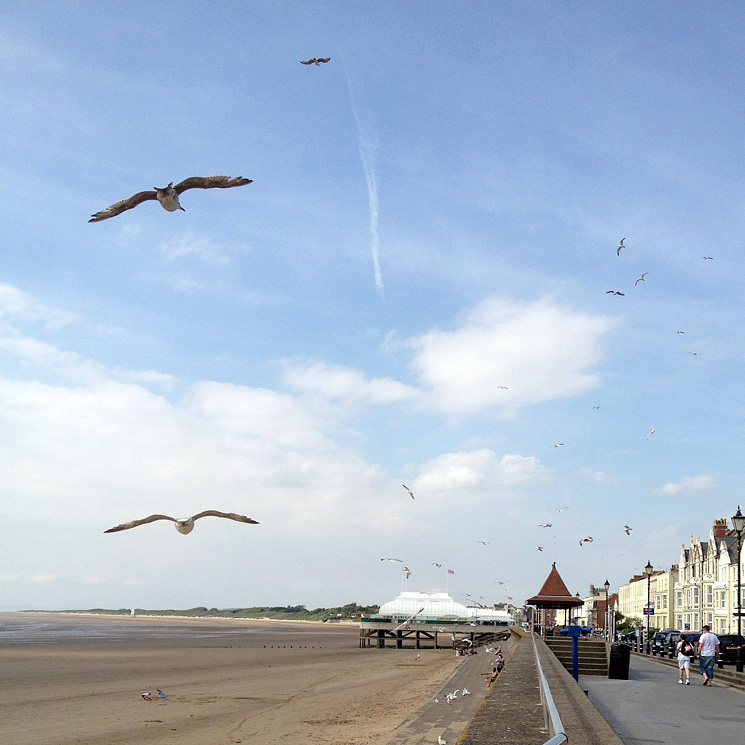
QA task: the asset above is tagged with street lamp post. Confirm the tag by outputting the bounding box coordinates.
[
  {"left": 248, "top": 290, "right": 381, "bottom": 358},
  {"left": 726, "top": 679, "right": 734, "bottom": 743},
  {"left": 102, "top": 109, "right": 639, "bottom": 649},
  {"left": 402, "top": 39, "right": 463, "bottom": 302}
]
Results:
[
  {"left": 604, "top": 579, "right": 611, "bottom": 640},
  {"left": 732, "top": 506, "right": 745, "bottom": 674},
  {"left": 645, "top": 560, "right": 653, "bottom": 654}
]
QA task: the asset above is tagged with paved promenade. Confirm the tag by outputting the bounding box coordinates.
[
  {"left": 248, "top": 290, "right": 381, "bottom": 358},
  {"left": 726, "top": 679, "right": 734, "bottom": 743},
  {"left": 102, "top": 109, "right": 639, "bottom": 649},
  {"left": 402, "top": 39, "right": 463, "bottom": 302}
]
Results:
[{"left": 580, "top": 654, "right": 745, "bottom": 745}]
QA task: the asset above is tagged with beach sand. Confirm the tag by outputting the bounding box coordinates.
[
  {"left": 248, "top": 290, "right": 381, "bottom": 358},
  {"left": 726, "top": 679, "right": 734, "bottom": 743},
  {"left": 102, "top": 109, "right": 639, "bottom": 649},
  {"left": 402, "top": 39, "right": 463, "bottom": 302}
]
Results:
[{"left": 0, "top": 613, "right": 462, "bottom": 745}]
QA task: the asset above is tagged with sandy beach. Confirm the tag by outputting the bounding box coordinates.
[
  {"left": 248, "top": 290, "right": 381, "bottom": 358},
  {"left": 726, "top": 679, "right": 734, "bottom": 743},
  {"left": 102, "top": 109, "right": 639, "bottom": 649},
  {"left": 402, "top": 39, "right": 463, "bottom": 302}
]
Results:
[{"left": 0, "top": 613, "right": 462, "bottom": 745}]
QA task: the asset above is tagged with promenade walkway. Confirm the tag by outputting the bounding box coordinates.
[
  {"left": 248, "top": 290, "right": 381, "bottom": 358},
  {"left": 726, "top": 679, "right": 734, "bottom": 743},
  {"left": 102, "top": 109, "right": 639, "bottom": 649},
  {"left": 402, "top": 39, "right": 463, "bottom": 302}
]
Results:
[{"left": 580, "top": 653, "right": 745, "bottom": 745}]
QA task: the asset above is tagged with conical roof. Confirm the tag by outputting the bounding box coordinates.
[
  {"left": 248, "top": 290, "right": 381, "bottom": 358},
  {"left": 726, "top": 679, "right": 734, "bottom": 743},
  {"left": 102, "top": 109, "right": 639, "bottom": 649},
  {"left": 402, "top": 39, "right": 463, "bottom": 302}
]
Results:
[{"left": 526, "top": 562, "right": 583, "bottom": 608}]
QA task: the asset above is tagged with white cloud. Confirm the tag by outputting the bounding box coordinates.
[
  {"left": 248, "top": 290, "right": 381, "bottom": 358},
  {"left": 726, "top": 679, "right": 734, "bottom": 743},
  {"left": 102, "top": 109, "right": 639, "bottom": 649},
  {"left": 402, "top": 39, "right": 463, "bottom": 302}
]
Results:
[
  {"left": 571, "top": 466, "right": 615, "bottom": 484},
  {"left": 658, "top": 474, "right": 717, "bottom": 496},
  {"left": 157, "top": 232, "right": 230, "bottom": 266},
  {"left": 281, "top": 360, "right": 419, "bottom": 406},
  {"left": 412, "top": 449, "right": 554, "bottom": 499},
  {"left": 408, "top": 296, "right": 614, "bottom": 414},
  {"left": 0, "top": 282, "right": 78, "bottom": 329}
]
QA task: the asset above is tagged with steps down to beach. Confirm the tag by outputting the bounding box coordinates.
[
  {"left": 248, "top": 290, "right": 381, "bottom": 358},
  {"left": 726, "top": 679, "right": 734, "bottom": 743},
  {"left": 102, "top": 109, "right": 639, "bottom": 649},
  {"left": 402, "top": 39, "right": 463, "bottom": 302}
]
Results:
[{"left": 543, "top": 636, "right": 609, "bottom": 676}]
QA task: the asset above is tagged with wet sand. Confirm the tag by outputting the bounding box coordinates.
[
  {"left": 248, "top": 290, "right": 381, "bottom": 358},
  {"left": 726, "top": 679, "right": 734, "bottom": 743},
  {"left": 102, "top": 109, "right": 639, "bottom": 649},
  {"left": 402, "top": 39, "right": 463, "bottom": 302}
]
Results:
[{"left": 0, "top": 613, "right": 461, "bottom": 745}]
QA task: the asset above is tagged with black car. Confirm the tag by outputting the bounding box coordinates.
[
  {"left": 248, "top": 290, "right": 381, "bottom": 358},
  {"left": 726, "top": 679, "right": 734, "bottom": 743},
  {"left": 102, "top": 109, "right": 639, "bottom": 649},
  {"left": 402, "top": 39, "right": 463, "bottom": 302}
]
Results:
[
  {"left": 716, "top": 634, "right": 745, "bottom": 664},
  {"left": 618, "top": 630, "right": 638, "bottom": 643},
  {"left": 651, "top": 629, "right": 677, "bottom": 655},
  {"left": 667, "top": 632, "right": 700, "bottom": 659}
]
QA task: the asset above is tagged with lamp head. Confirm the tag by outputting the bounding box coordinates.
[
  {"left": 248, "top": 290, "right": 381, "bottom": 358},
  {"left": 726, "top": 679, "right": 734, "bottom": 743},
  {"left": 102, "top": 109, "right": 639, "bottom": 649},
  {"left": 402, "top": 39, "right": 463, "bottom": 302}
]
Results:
[
  {"left": 645, "top": 560, "right": 653, "bottom": 576},
  {"left": 732, "top": 505, "right": 745, "bottom": 534}
]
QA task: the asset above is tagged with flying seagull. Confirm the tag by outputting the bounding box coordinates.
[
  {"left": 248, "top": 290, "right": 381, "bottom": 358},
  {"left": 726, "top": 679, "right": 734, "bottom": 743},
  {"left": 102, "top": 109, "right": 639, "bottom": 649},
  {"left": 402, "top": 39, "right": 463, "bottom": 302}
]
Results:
[
  {"left": 624, "top": 525, "right": 632, "bottom": 535},
  {"left": 647, "top": 427, "right": 655, "bottom": 440},
  {"left": 606, "top": 290, "right": 625, "bottom": 296},
  {"left": 536, "top": 546, "right": 543, "bottom": 551},
  {"left": 381, "top": 558, "right": 402, "bottom": 562},
  {"left": 703, "top": 256, "right": 714, "bottom": 260},
  {"left": 635, "top": 272, "right": 648, "bottom": 286},
  {"left": 402, "top": 484, "right": 415, "bottom": 500},
  {"left": 104, "top": 510, "right": 259, "bottom": 535},
  {"left": 403, "top": 566, "right": 412, "bottom": 579},
  {"left": 432, "top": 562, "right": 442, "bottom": 567},
  {"left": 553, "top": 443, "right": 564, "bottom": 448},
  {"left": 539, "top": 523, "right": 552, "bottom": 528},
  {"left": 579, "top": 536, "right": 593, "bottom": 546},
  {"left": 477, "top": 540, "right": 489, "bottom": 546},
  {"left": 300, "top": 57, "right": 330, "bottom": 65},
  {"left": 617, "top": 238, "right": 625, "bottom": 256},
  {"left": 89, "top": 176, "right": 252, "bottom": 222}
]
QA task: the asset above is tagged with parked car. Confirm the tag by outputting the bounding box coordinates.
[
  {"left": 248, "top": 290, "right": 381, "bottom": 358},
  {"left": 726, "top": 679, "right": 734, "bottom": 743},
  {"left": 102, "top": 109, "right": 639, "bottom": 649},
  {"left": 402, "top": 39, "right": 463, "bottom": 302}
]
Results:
[
  {"left": 666, "top": 632, "right": 701, "bottom": 659},
  {"left": 651, "top": 629, "right": 677, "bottom": 655},
  {"left": 618, "top": 631, "right": 638, "bottom": 643},
  {"left": 715, "top": 634, "right": 745, "bottom": 664}
]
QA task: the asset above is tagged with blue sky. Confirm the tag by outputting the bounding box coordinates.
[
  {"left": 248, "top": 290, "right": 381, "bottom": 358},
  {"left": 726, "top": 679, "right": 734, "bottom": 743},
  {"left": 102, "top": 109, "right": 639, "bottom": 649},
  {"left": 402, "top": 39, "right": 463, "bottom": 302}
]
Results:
[{"left": 2, "top": 1, "right": 745, "bottom": 612}]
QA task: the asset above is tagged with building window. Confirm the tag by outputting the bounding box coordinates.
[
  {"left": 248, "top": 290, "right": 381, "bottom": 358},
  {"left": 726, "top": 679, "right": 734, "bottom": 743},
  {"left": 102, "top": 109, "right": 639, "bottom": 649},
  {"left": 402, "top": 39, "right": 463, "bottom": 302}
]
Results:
[
  {"left": 707, "top": 585, "right": 713, "bottom": 604},
  {"left": 693, "top": 587, "right": 699, "bottom": 604},
  {"left": 663, "top": 595, "right": 668, "bottom": 610},
  {"left": 677, "top": 592, "right": 683, "bottom": 607}
]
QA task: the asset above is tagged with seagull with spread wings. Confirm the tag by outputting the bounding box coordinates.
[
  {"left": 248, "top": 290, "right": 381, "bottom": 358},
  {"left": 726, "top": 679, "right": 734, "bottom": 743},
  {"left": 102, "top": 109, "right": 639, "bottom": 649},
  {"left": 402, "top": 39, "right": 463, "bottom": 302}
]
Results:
[
  {"left": 617, "top": 237, "right": 625, "bottom": 255},
  {"left": 635, "top": 272, "right": 648, "bottom": 286},
  {"left": 539, "top": 523, "right": 552, "bottom": 528},
  {"left": 300, "top": 57, "right": 330, "bottom": 65},
  {"left": 104, "top": 510, "right": 259, "bottom": 535},
  {"left": 579, "top": 536, "right": 593, "bottom": 546},
  {"left": 606, "top": 290, "right": 625, "bottom": 296},
  {"left": 381, "top": 557, "right": 403, "bottom": 562},
  {"left": 624, "top": 525, "right": 632, "bottom": 535},
  {"left": 402, "top": 484, "right": 415, "bottom": 500},
  {"left": 89, "top": 176, "right": 252, "bottom": 222}
]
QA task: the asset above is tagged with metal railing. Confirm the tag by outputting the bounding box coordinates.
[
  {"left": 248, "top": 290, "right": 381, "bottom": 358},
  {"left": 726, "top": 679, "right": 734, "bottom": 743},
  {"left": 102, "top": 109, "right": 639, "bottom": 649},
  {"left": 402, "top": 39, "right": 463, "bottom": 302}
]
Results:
[{"left": 528, "top": 606, "right": 568, "bottom": 745}]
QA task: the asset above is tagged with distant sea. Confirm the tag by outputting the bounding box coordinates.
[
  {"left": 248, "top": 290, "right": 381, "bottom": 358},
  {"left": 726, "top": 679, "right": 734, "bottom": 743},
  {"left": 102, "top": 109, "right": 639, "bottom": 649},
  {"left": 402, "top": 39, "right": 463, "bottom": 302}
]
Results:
[{"left": 0, "top": 613, "right": 275, "bottom": 645}]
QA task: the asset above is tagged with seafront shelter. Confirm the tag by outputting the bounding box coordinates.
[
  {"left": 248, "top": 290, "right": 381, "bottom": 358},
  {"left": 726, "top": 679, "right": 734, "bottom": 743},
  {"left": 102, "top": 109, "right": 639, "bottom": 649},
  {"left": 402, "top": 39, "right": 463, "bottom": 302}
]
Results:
[{"left": 526, "top": 562, "right": 584, "bottom": 634}]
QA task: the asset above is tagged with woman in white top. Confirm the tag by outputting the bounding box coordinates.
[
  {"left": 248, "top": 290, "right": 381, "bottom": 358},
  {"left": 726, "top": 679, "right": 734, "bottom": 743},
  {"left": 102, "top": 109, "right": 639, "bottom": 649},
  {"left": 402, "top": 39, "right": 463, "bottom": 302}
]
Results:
[{"left": 676, "top": 633, "right": 692, "bottom": 685}]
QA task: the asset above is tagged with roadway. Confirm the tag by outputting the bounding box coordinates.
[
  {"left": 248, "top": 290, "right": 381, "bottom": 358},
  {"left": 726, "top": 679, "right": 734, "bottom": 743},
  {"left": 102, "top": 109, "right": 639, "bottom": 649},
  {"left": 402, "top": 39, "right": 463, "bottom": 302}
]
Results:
[{"left": 579, "top": 654, "right": 745, "bottom": 745}]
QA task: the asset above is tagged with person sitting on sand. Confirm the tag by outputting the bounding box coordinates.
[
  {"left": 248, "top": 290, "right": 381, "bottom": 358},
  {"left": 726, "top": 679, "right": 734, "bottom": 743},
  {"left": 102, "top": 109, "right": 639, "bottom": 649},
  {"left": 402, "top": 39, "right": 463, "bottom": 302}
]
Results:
[
  {"left": 157, "top": 689, "right": 166, "bottom": 698},
  {"left": 141, "top": 692, "right": 152, "bottom": 700}
]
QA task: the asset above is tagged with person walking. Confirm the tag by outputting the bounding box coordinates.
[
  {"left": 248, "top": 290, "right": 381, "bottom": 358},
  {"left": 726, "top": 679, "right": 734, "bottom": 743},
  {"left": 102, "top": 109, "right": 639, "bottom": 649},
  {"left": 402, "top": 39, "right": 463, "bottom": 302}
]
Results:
[
  {"left": 675, "top": 633, "right": 692, "bottom": 684},
  {"left": 697, "top": 625, "right": 720, "bottom": 686}
]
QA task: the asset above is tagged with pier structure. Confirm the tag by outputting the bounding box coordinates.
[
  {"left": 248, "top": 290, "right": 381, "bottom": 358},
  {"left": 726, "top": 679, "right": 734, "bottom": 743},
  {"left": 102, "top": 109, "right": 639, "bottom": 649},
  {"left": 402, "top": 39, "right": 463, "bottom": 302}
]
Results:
[{"left": 359, "top": 590, "right": 513, "bottom": 649}]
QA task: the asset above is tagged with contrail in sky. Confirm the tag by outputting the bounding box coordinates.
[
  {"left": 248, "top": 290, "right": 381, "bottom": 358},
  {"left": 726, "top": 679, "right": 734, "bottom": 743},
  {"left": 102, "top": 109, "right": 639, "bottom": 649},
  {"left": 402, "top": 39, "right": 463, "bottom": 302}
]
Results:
[{"left": 344, "top": 66, "right": 384, "bottom": 296}]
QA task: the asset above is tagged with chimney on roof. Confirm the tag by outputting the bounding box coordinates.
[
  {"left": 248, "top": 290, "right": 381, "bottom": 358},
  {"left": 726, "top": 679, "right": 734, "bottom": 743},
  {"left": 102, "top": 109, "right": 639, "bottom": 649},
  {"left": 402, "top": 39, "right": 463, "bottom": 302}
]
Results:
[{"left": 713, "top": 518, "right": 727, "bottom": 538}]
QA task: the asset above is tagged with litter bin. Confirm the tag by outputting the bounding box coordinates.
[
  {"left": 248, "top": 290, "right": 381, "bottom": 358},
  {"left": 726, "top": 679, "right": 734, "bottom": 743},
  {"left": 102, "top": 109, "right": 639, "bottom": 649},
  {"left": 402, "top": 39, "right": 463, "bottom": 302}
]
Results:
[{"left": 609, "top": 642, "right": 631, "bottom": 680}]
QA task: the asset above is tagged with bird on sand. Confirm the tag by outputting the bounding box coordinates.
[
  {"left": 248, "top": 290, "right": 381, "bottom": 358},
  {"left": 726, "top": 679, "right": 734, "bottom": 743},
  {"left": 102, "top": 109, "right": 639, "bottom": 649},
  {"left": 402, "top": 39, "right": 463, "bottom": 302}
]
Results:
[
  {"left": 624, "top": 525, "right": 632, "bottom": 535},
  {"left": 403, "top": 484, "right": 415, "bottom": 500},
  {"left": 301, "top": 57, "right": 330, "bottom": 65},
  {"left": 579, "top": 536, "right": 593, "bottom": 546},
  {"left": 635, "top": 272, "right": 648, "bottom": 285},
  {"left": 89, "top": 176, "right": 252, "bottom": 222},
  {"left": 104, "top": 510, "right": 259, "bottom": 535},
  {"left": 438, "top": 735, "right": 447, "bottom": 744},
  {"left": 617, "top": 238, "right": 625, "bottom": 255}
]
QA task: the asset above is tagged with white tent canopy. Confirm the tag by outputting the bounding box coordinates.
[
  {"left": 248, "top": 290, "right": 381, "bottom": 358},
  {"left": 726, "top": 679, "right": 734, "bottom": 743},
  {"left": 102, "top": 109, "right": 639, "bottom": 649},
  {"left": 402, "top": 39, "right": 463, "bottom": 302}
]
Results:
[{"left": 378, "top": 591, "right": 468, "bottom": 618}]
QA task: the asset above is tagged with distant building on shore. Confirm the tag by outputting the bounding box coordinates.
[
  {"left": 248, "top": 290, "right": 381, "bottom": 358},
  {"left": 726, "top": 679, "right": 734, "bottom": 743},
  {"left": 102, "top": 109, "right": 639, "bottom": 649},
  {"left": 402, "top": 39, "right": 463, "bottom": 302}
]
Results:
[{"left": 373, "top": 591, "right": 513, "bottom": 625}]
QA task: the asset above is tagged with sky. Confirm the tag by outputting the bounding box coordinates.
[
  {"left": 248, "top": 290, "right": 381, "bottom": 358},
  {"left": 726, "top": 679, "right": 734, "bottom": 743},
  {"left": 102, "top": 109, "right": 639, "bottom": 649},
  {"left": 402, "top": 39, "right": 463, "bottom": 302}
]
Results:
[{"left": 2, "top": 0, "right": 745, "bottom": 612}]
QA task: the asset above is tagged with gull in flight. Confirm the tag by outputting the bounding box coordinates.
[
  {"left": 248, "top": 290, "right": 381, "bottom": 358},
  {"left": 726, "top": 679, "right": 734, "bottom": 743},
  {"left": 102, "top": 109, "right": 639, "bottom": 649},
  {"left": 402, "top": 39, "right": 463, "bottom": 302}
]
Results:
[
  {"left": 624, "top": 525, "right": 632, "bottom": 535},
  {"left": 536, "top": 546, "right": 543, "bottom": 551},
  {"left": 647, "top": 427, "right": 655, "bottom": 440},
  {"left": 403, "top": 566, "right": 412, "bottom": 579},
  {"left": 301, "top": 57, "right": 330, "bottom": 65},
  {"left": 402, "top": 484, "right": 415, "bottom": 500},
  {"left": 104, "top": 510, "right": 259, "bottom": 535},
  {"left": 553, "top": 443, "right": 564, "bottom": 448},
  {"left": 432, "top": 562, "right": 442, "bottom": 567},
  {"left": 477, "top": 540, "right": 489, "bottom": 546},
  {"left": 606, "top": 290, "right": 625, "bottom": 296},
  {"left": 539, "top": 523, "right": 552, "bottom": 528},
  {"left": 579, "top": 536, "right": 593, "bottom": 546},
  {"left": 635, "top": 272, "right": 648, "bottom": 286},
  {"left": 703, "top": 256, "right": 714, "bottom": 260},
  {"left": 617, "top": 237, "right": 625, "bottom": 255},
  {"left": 381, "top": 557, "right": 402, "bottom": 562},
  {"left": 89, "top": 176, "right": 252, "bottom": 222}
]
